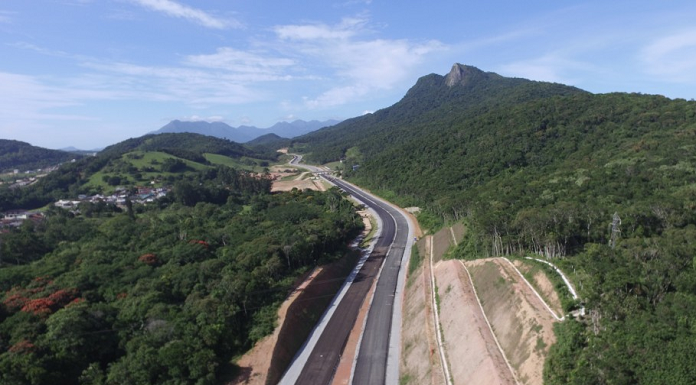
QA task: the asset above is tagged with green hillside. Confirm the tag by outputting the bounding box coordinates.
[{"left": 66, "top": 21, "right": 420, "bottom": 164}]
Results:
[
  {"left": 296, "top": 64, "right": 696, "bottom": 384},
  {"left": 0, "top": 140, "right": 82, "bottom": 172},
  {"left": 0, "top": 131, "right": 364, "bottom": 385},
  {"left": 246, "top": 133, "right": 292, "bottom": 153},
  {"left": 99, "top": 133, "right": 274, "bottom": 160},
  {"left": 294, "top": 64, "right": 585, "bottom": 164},
  {"left": 0, "top": 133, "right": 274, "bottom": 211}
]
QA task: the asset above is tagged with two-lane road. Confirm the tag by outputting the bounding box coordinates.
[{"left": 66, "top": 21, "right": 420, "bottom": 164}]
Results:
[
  {"left": 325, "top": 176, "right": 411, "bottom": 385},
  {"left": 280, "top": 155, "right": 412, "bottom": 385}
]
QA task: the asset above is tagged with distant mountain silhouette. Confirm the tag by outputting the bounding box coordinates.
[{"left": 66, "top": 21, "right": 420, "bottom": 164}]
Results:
[{"left": 151, "top": 119, "right": 340, "bottom": 143}]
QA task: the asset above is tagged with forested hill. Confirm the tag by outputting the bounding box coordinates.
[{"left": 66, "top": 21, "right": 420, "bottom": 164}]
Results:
[
  {"left": 294, "top": 64, "right": 585, "bottom": 164},
  {"left": 297, "top": 64, "right": 696, "bottom": 383},
  {"left": 0, "top": 140, "right": 81, "bottom": 172},
  {"left": 99, "top": 133, "right": 272, "bottom": 160}
]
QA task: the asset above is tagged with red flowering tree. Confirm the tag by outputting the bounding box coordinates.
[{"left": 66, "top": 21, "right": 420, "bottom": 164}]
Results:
[
  {"left": 21, "top": 298, "right": 55, "bottom": 316},
  {"left": 8, "top": 339, "right": 36, "bottom": 354},
  {"left": 3, "top": 288, "right": 29, "bottom": 311},
  {"left": 188, "top": 239, "right": 209, "bottom": 248},
  {"left": 3, "top": 281, "right": 79, "bottom": 317},
  {"left": 138, "top": 253, "right": 159, "bottom": 265}
]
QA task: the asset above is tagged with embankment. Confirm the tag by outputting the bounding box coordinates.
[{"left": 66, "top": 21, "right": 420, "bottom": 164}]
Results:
[
  {"left": 400, "top": 221, "right": 561, "bottom": 385},
  {"left": 231, "top": 250, "right": 361, "bottom": 385},
  {"left": 400, "top": 237, "right": 445, "bottom": 385},
  {"left": 466, "top": 258, "right": 558, "bottom": 385}
]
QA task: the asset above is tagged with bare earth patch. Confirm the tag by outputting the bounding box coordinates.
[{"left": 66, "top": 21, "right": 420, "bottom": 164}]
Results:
[
  {"left": 435, "top": 260, "right": 517, "bottom": 385},
  {"left": 512, "top": 259, "right": 564, "bottom": 316},
  {"left": 402, "top": 207, "right": 424, "bottom": 238},
  {"left": 431, "top": 227, "right": 453, "bottom": 263},
  {"left": 466, "top": 258, "right": 558, "bottom": 385},
  {"left": 271, "top": 179, "right": 325, "bottom": 192},
  {"left": 400, "top": 236, "right": 444, "bottom": 385}
]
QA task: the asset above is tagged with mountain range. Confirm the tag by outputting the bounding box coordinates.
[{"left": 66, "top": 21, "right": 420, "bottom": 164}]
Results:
[{"left": 151, "top": 119, "right": 341, "bottom": 143}]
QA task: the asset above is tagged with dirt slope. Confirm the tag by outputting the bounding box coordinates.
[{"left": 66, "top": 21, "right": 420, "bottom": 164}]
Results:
[
  {"left": 228, "top": 268, "right": 323, "bottom": 385},
  {"left": 400, "top": 237, "right": 445, "bottom": 385},
  {"left": 466, "top": 258, "right": 558, "bottom": 385},
  {"left": 435, "top": 260, "right": 517, "bottom": 385},
  {"left": 512, "top": 259, "right": 564, "bottom": 316}
]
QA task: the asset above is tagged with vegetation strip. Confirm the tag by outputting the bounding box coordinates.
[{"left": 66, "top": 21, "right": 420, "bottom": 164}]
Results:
[{"left": 458, "top": 260, "right": 520, "bottom": 385}]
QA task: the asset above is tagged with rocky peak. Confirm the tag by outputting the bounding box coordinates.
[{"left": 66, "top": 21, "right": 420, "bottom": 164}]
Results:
[{"left": 444, "top": 63, "right": 485, "bottom": 87}]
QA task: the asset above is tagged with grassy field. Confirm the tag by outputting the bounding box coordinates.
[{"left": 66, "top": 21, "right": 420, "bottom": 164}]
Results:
[
  {"left": 83, "top": 151, "right": 211, "bottom": 192},
  {"left": 204, "top": 153, "right": 267, "bottom": 172},
  {"left": 80, "top": 150, "right": 283, "bottom": 193},
  {"left": 323, "top": 161, "right": 342, "bottom": 170}
]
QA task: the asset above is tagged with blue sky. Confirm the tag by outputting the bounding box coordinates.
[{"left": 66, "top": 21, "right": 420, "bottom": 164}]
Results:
[{"left": 1, "top": 0, "right": 696, "bottom": 149}]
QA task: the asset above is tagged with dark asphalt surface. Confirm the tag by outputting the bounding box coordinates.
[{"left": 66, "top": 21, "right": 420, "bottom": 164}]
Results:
[
  {"left": 294, "top": 176, "right": 397, "bottom": 385},
  {"left": 330, "top": 178, "right": 410, "bottom": 385}
]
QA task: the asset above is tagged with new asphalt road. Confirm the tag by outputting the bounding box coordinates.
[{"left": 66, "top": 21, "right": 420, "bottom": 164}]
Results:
[
  {"left": 290, "top": 173, "right": 409, "bottom": 384},
  {"left": 327, "top": 177, "right": 411, "bottom": 385},
  {"left": 279, "top": 156, "right": 411, "bottom": 384}
]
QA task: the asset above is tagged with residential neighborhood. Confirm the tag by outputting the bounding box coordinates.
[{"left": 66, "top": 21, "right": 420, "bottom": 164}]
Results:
[{"left": 0, "top": 186, "right": 170, "bottom": 231}]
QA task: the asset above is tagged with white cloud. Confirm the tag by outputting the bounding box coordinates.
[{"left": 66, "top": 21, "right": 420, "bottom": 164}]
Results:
[
  {"left": 81, "top": 61, "right": 263, "bottom": 106},
  {"left": 275, "top": 17, "right": 366, "bottom": 41},
  {"left": 274, "top": 17, "right": 445, "bottom": 108},
  {"left": 0, "top": 72, "right": 112, "bottom": 147},
  {"left": 641, "top": 29, "right": 696, "bottom": 83},
  {"left": 0, "top": 72, "right": 109, "bottom": 116},
  {"left": 129, "top": 0, "right": 239, "bottom": 29},
  {"left": 184, "top": 47, "right": 295, "bottom": 80},
  {"left": 10, "top": 42, "right": 78, "bottom": 59}
]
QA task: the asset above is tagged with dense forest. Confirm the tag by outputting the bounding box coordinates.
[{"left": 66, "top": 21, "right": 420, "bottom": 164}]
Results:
[
  {"left": 0, "top": 140, "right": 82, "bottom": 172},
  {"left": 295, "top": 65, "right": 696, "bottom": 384},
  {"left": 0, "top": 165, "right": 363, "bottom": 384}
]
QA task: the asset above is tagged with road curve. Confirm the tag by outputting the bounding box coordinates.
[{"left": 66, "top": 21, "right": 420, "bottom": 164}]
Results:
[
  {"left": 325, "top": 176, "right": 411, "bottom": 385},
  {"left": 289, "top": 178, "right": 396, "bottom": 384},
  {"left": 280, "top": 156, "right": 411, "bottom": 385}
]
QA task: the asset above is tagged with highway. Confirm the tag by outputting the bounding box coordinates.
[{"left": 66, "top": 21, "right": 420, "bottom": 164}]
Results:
[
  {"left": 281, "top": 155, "right": 412, "bottom": 385},
  {"left": 326, "top": 176, "right": 411, "bottom": 385}
]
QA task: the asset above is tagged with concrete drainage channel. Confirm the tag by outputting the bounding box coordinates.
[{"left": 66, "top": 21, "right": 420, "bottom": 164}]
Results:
[{"left": 523, "top": 257, "right": 585, "bottom": 318}]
